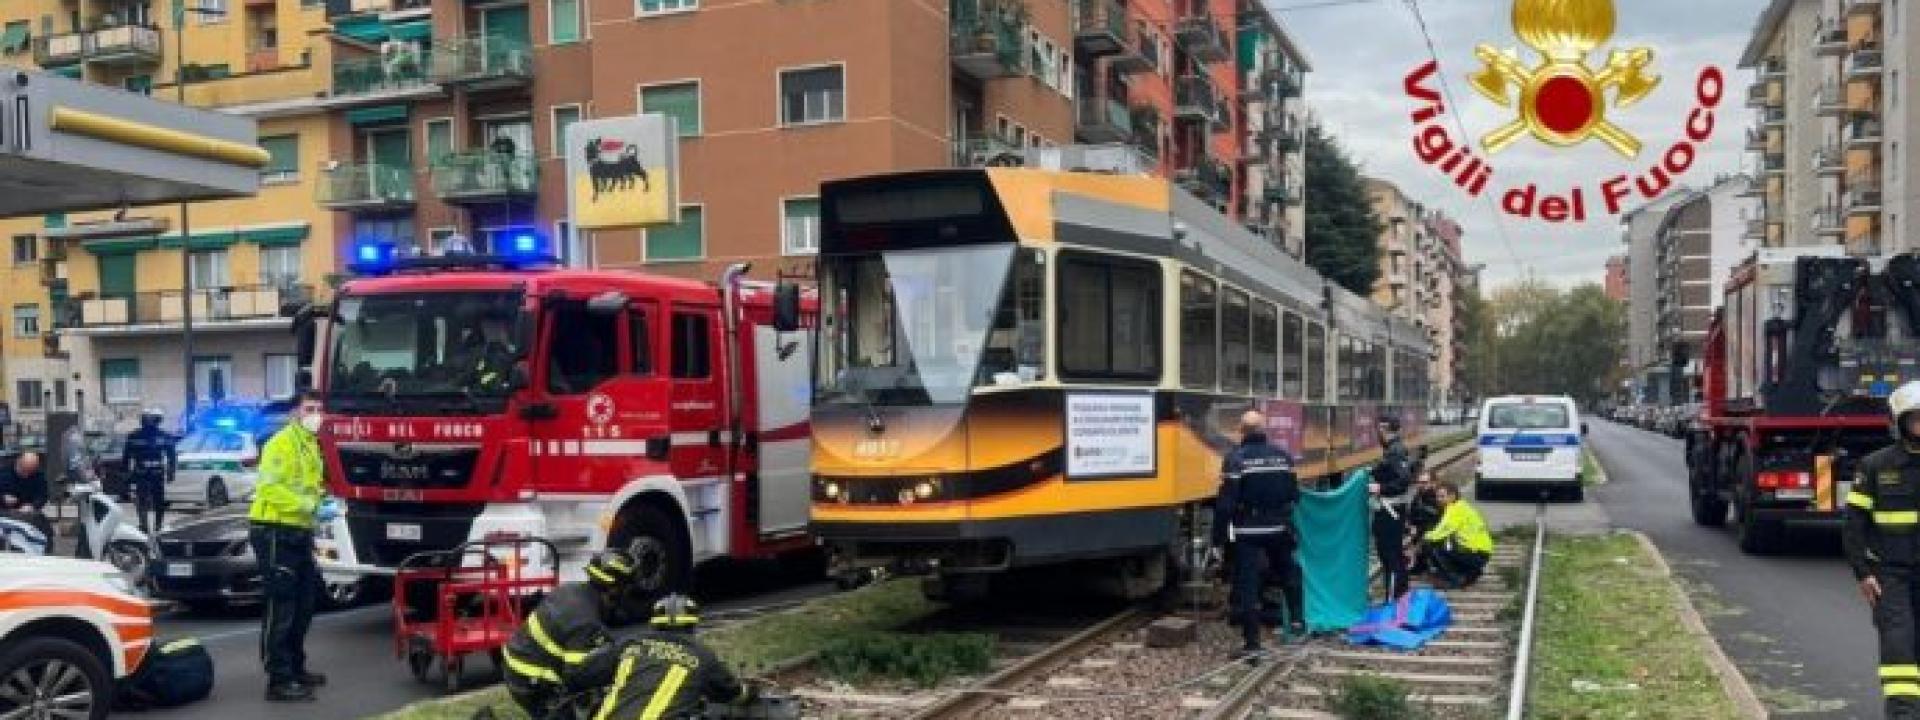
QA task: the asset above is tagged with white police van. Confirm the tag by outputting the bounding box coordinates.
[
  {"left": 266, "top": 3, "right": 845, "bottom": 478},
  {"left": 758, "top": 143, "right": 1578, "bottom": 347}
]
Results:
[{"left": 1474, "top": 395, "right": 1587, "bottom": 502}]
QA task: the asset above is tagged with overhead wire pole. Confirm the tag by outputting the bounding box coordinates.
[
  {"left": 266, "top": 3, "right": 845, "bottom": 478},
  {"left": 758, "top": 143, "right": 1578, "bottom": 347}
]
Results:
[{"left": 171, "top": 0, "right": 222, "bottom": 421}]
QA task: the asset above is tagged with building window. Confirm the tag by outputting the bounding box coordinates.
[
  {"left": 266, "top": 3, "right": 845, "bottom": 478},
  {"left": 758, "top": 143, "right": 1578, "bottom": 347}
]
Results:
[
  {"left": 264, "top": 353, "right": 296, "bottom": 400},
  {"left": 190, "top": 249, "right": 230, "bottom": 288},
  {"left": 259, "top": 244, "right": 301, "bottom": 289},
  {"left": 782, "top": 197, "right": 820, "bottom": 255},
  {"left": 1, "top": 21, "right": 29, "bottom": 56},
  {"left": 780, "top": 65, "right": 845, "bottom": 126},
  {"left": 645, "top": 205, "right": 703, "bottom": 261},
  {"left": 197, "top": 0, "right": 226, "bottom": 23},
  {"left": 193, "top": 356, "right": 233, "bottom": 404},
  {"left": 424, "top": 118, "right": 454, "bottom": 163},
  {"left": 636, "top": 0, "right": 696, "bottom": 15},
  {"left": 15, "top": 381, "right": 42, "bottom": 411},
  {"left": 550, "top": 105, "right": 582, "bottom": 157},
  {"left": 259, "top": 135, "right": 299, "bottom": 184},
  {"left": 101, "top": 359, "right": 140, "bottom": 404},
  {"left": 550, "top": 0, "right": 582, "bottom": 43},
  {"left": 640, "top": 82, "right": 701, "bottom": 137},
  {"left": 11, "top": 235, "right": 35, "bottom": 264},
  {"left": 124, "top": 75, "right": 152, "bottom": 96},
  {"left": 12, "top": 304, "right": 39, "bottom": 338}
]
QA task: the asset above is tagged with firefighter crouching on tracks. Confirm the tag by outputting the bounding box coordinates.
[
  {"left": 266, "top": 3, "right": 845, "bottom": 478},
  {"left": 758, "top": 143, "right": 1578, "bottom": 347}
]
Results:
[
  {"left": 1213, "top": 410, "right": 1305, "bottom": 660},
  {"left": 248, "top": 391, "right": 336, "bottom": 702},
  {"left": 569, "top": 594, "right": 753, "bottom": 720},
  {"left": 503, "top": 550, "right": 643, "bottom": 718},
  {"left": 1845, "top": 380, "right": 1920, "bottom": 719},
  {"left": 124, "top": 408, "right": 177, "bottom": 533}
]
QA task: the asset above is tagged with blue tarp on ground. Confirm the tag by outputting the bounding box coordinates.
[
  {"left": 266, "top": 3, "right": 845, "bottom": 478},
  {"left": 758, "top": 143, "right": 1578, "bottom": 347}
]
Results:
[
  {"left": 1347, "top": 587, "right": 1455, "bottom": 650},
  {"left": 1293, "top": 469, "right": 1372, "bottom": 632}
]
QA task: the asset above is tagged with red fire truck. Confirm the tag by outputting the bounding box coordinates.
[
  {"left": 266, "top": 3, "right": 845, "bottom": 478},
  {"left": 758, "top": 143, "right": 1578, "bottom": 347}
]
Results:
[
  {"left": 1687, "top": 249, "right": 1920, "bottom": 553},
  {"left": 293, "top": 246, "right": 815, "bottom": 593}
]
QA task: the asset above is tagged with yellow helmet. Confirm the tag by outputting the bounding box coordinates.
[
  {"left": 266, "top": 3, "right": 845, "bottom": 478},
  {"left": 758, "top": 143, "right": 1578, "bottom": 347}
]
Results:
[{"left": 1890, "top": 381, "right": 1920, "bottom": 440}]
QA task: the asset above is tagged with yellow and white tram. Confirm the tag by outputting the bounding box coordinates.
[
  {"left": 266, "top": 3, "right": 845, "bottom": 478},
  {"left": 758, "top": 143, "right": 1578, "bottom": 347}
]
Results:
[{"left": 807, "top": 168, "right": 1433, "bottom": 596}]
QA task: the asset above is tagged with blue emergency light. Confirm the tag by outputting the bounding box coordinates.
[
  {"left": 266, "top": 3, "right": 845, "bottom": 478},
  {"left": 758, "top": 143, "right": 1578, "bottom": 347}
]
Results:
[
  {"left": 350, "top": 239, "right": 399, "bottom": 275},
  {"left": 511, "top": 233, "right": 539, "bottom": 254}
]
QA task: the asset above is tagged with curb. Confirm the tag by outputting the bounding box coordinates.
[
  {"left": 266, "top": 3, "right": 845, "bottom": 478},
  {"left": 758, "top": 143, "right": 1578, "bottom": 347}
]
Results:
[
  {"left": 1585, "top": 447, "right": 1611, "bottom": 487},
  {"left": 1628, "top": 531, "right": 1769, "bottom": 720}
]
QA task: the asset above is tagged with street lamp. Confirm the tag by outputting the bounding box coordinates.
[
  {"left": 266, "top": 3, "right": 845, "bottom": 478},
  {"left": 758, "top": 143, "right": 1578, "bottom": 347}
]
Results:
[{"left": 171, "top": 0, "right": 225, "bottom": 420}]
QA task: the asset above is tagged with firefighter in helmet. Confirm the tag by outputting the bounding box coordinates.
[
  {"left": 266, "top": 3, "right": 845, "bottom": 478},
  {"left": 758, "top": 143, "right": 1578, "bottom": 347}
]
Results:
[
  {"left": 123, "top": 407, "right": 176, "bottom": 532},
  {"left": 570, "top": 594, "right": 753, "bottom": 720},
  {"left": 1846, "top": 380, "right": 1920, "bottom": 719},
  {"left": 502, "top": 550, "right": 643, "bottom": 718}
]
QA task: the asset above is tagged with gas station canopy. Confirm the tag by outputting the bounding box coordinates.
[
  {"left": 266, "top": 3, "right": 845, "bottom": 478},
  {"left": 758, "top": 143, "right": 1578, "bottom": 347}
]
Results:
[{"left": 0, "top": 67, "right": 266, "bottom": 218}]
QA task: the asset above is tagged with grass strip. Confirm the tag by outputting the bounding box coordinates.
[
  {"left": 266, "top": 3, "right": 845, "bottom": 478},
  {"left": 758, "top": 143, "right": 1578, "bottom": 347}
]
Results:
[
  {"left": 1529, "top": 533, "right": 1741, "bottom": 720},
  {"left": 375, "top": 579, "right": 937, "bottom": 720},
  {"left": 1581, "top": 447, "right": 1605, "bottom": 486}
]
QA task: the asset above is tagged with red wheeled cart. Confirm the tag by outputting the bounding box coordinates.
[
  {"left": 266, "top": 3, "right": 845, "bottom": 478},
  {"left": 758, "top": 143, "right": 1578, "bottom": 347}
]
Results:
[{"left": 392, "top": 537, "right": 558, "bottom": 692}]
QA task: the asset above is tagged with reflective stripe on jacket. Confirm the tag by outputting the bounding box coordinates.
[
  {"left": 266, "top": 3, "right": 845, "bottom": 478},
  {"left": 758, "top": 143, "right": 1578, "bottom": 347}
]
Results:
[
  {"left": 1425, "top": 500, "right": 1494, "bottom": 554},
  {"left": 247, "top": 424, "right": 324, "bottom": 528}
]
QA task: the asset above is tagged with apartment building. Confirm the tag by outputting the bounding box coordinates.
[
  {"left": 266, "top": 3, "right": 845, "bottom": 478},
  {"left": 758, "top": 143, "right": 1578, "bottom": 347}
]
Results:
[
  {"left": 1421, "top": 211, "right": 1464, "bottom": 409},
  {"left": 1233, "top": 6, "right": 1308, "bottom": 256},
  {"left": 0, "top": 0, "right": 342, "bottom": 433},
  {"left": 1622, "top": 190, "right": 1696, "bottom": 404},
  {"left": 1364, "top": 177, "right": 1466, "bottom": 410},
  {"left": 1603, "top": 254, "right": 1628, "bottom": 302},
  {"left": 1740, "top": 0, "right": 1912, "bottom": 255}
]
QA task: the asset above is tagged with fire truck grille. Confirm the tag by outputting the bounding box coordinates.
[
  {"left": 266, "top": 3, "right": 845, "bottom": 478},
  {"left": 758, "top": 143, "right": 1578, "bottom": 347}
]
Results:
[{"left": 338, "top": 445, "right": 480, "bottom": 490}]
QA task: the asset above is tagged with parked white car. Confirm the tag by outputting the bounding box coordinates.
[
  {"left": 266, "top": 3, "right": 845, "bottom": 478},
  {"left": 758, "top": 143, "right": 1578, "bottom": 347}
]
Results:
[
  {"left": 0, "top": 555, "right": 152, "bottom": 720},
  {"left": 167, "top": 428, "right": 266, "bottom": 508}
]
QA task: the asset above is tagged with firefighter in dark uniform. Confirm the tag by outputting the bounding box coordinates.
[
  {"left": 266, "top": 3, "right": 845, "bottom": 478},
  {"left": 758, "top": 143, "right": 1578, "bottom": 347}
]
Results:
[
  {"left": 502, "top": 550, "right": 642, "bottom": 719},
  {"left": 1213, "top": 410, "right": 1304, "bottom": 658},
  {"left": 123, "top": 408, "right": 177, "bottom": 533},
  {"left": 571, "top": 594, "right": 752, "bottom": 720},
  {"left": 1370, "top": 417, "right": 1415, "bottom": 601},
  {"left": 459, "top": 312, "right": 516, "bottom": 392},
  {"left": 1846, "top": 380, "right": 1920, "bottom": 719}
]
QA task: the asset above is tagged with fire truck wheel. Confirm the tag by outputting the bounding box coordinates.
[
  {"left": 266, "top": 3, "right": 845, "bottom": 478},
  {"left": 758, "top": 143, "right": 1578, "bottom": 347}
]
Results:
[
  {"left": 1733, "top": 456, "right": 1781, "bottom": 554},
  {"left": 614, "top": 505, "right": 689, "bottom": 597}
]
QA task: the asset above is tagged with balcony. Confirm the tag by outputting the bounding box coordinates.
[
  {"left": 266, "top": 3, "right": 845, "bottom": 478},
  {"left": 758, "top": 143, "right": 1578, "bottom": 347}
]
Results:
[
  {"left": 1848, "top": 44, "right": 1884, "bottom": 77},
  {"left": 1263, "top": 180, "right": 1292, "bottom": 206},
  {"left": 329, "top": 0, "right": 431, "bottom": 18},
  {"left": 316, "top": 163, "right": 415, "bottom": 211},
  {"left": 431, "top": 152, "right": 537, "bottom": 204},
  {"left": 33, "top": 32, "right": 86, "bottom": 66},
  {"left": 1744, "top": 219, "right": 1765, "bottom": 240},
  {"left": 1174, "top": 6, "right": 1228, "bottom": 63},
  {"left": 1173, "top": 74, "right": 1220, "bottom": 124},
  {"left": 1175, "top": 157, "right": 1231, "bottom": 204},
  {"left": 430, "top": 36, "right": 533, "bottom": 90},
  {"left": 950, "top": 0, "right": 1028, "bottom": 81},
  {"left": 1762, "top": 153, "right": 1784, "bottom": 175},
  {"left": 953, "top": 135, "right": 1027, "bottom": 166},
  {"left": 86, "top": 24, "right": 161, "bottom": 67},
  {"left": 1744, "top": 127, "right": 1765, "bottom": 152},
  {"left": 1848, "top": 116, "right": 1883, "bottom": 146},
  {"left": 72, "top": 285, "right": 309, "bottom": 333},
  {"left": 247, "top": 44, "right": 279, "bottom": 73},
  {"left": 1073, "top": 0, "right": 1130, "bottom": 57},
  {"left": 330, "top": 50, "right": 437, "bottom": 104},
  {"left": 1759, "top": 57, "right": 1785, "bottom": 78},
  {"left": 1133, "top": 27, "right": 1162, "bottom": 74},
  {"left": 1074, "top": 95, "right": 1132, "bottom": 144},
  {"left": 1744, "top": 82, "right": 1771, "bottom": 107},
  {"left": 1813, "top": 207, "right": 1845, "bottom": 236},
  {"left": 1814, "top": 144, "right": 1844, "bottom": 175},
  {"left": 1847, "top": 176, "right": 1883, "bottom": 215},
  {"left": 1760, "top": 106, "right": 1785, "bottom": 126},
  {"left": 1847, "top": 0, "right": 1882, "bottom": 15},
  {"left": 1815, "top": 83, "right": 1846, "bottom": 115},
  {"left": 1128, "top": 106, "right": 1161, "bottom": 161},
  {"left": 1815, "top": 20, "right": 1848, "bottom": 55}
]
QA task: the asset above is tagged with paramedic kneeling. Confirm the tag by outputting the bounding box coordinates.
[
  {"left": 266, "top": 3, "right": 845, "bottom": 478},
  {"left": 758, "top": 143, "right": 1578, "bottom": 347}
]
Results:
[{"left": 1417, "top": 480, "right": 1494, "bottom": 589}]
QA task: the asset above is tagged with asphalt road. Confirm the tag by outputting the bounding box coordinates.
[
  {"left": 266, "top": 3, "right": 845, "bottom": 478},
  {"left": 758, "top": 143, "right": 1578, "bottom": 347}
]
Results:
[
  {"left": 132, "top": 561, "right": 834, "bottom": 720},
  {"left": 1589, "top": 418, "right": 1875, "bottom": 718}
]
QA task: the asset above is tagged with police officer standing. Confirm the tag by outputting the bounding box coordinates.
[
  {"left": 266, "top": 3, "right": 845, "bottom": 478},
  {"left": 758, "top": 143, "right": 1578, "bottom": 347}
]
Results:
[
  {"left": 1370, "top": 417, "right": 1415, "bottom": 601},
  {"left": 123, "top": 408, "right": 176, "bottom": 533},
  {"left": 1213, "top": 410, "right": 1303, "bottom": 659},
  {"left": 1845, "top": 380, "right": 1920, "bottom": 719},
  {"left": 248, "top": 391, "right": 335, "bottom": 702},
  {"left": 502, "top": 550, "right": 642, "bottom": 719}
]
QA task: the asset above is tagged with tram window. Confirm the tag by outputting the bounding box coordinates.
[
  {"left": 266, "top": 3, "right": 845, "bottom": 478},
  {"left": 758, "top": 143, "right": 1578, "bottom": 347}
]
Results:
[
  {"left": 1280, "top": 312, "right": 1303, "bottom": 399},
  {"left": 1221, "top": 288, "right": 1251, "bottom": 394},
  {"left": 1180, "top": 271, "right": 1218, "bottom": 389},
  {"left": 983, "top": 250, "right": 1047, "bottom": 382},
  {"left": 1253, "top": 302, "right": 1277, "bottom": 397},
  {"left": 1336, "top": 335, "right": 1355, "bottom": 402},
  {"left": 1058, "top": 254, "right": 1161, "bottom": 380},
  {"left": 1305, "top": 322, "right": 1325, "bottom": 403}
]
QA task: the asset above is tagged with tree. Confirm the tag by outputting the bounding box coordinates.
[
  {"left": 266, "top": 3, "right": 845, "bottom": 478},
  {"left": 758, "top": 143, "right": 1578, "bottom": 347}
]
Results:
[
  {"left": 1303, "top": 125, "right": 1383, "bottom": 296},
  {"left": 1464, "top": 281, "right": 1626, "bottom": 407}
]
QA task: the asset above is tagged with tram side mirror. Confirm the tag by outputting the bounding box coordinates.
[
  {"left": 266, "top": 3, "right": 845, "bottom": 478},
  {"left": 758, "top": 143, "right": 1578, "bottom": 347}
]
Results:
[
  {"left": 773, "top": 282, "right": 802, "bottom": 333},
  {"left": 587, "top": 291, "right": 629, "bottom": 315},
  {"left": 508, "top": 362, "right": 531, "bottom": 392}
]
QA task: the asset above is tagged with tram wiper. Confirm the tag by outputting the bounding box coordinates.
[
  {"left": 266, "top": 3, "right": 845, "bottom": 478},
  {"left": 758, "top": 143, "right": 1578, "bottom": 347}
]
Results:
[{"left": 851, "top": 374, "right": 886, "bottom": 434}]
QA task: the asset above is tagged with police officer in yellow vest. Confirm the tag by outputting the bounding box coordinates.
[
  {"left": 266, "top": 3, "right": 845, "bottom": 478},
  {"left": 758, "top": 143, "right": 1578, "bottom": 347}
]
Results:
[
  {"left": 1846, "top": 380, "right": 1920, "bottom": 719},
  {"left": 502, "top": 550, "right": 642, "bottom": 719},
  {"left": 248, "top": 390, "right": 336, "bottom": 702}
]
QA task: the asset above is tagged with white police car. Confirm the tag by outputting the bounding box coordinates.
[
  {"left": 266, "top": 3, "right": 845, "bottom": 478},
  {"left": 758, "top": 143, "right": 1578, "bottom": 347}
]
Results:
[{"left": 167, "top": 426, "right": 269, "bottom": 509}]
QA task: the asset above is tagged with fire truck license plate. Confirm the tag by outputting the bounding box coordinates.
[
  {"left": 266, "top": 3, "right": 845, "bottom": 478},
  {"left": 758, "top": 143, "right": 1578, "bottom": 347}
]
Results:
[
  {"left": 386, "top": 523, "right": 422, "bottom": 542},
  {"left": 166, "top": 563, "right": 193, "bottom": 578}
]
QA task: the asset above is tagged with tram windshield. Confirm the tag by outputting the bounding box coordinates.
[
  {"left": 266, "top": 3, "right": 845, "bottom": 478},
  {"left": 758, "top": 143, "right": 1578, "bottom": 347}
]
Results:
[{"left": 816, "top": 244, "right": 1020, "bottom": 407}]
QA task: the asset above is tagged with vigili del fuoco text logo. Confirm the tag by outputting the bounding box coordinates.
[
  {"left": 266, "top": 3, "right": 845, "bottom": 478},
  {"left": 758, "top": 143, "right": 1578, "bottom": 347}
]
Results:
[{"left": 1402, "top": 0, "right": 1724, "bottom": 222}]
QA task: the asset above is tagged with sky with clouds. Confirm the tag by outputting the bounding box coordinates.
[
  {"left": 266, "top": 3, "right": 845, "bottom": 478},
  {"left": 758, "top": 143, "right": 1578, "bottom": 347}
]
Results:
[{"left": 1272, "top": 0, "right": 1761, "bottom": 290}]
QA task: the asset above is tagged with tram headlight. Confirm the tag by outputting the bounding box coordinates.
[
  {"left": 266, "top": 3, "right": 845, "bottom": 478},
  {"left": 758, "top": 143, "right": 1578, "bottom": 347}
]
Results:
[
  {"left": 822, "top": 481, "right": 841, "bottom": 500},
  {"left": 913, "top": 479, "right": 940, "bottom": 500}
]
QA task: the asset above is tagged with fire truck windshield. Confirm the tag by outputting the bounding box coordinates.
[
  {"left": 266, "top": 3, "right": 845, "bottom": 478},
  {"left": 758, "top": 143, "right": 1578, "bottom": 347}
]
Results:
[
  {"left": 327, "top": 291, "right": 524, "bottom": 415},
  {"left": 815, "top": 244, "right": 1017, "bottom": 407}
]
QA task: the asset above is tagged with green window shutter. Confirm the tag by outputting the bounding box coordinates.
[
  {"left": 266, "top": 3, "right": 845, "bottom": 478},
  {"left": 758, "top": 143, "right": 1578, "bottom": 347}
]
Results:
[
  {"left": 646, "top": 207, "right": 703, "bottom": 261},
  {"left": 550, "top": 0, "right": 580, "bottom": 43},
  {"left": 260, "top": 135, "right": 298, "bottom": 176},
  {"left": 102, "top": 358, "right": 139, "bottom": 379},
  {"left": 2, "top": 22, "right": 30, "bottom": 55},
  {"left": 97, "top": 254, "right": 137, "bottom": 297},
  {"left": 641, "top": 83, "right": 700, "bottom": 136},
  {"left": 639, "top": 0, "right": 662, "bottom": 13},
  {"left": 124, "top": 75, "right": 152, "bottom": 95}
]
